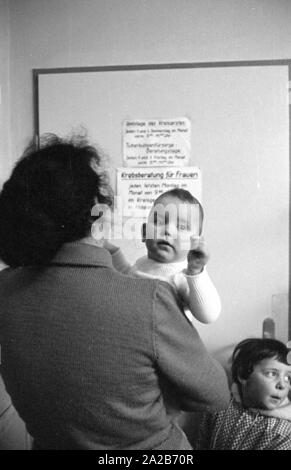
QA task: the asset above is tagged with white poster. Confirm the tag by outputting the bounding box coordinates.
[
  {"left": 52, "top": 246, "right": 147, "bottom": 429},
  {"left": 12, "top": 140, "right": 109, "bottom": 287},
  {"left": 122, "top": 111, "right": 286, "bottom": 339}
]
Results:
[
  {"left": 123, "top": 118, "right": 191, "bottom": 167},
  {"left": 116, "top": 167, "right": 201, "bottom": 217}
]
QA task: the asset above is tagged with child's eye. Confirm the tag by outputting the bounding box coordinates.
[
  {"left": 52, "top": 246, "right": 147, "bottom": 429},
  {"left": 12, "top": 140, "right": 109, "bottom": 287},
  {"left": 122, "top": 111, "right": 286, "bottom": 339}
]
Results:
[
  {"left": 178, "top": 224, "right": 187, "bottom": 231},
  {"left": 264, "top": 370, "right": 277, "bottom": 378}
]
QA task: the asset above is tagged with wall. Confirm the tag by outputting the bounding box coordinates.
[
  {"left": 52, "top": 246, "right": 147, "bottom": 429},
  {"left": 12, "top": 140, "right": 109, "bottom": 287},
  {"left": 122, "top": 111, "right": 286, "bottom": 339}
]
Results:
[
  {"left": 0, "top": 0, "right": 11, "bottom": 182},
  {"left": 1, "top": 0, "right": 291, "bottom": 356},
  {"left": 5, "top": 0, "right": 291, "bottom": 164}
]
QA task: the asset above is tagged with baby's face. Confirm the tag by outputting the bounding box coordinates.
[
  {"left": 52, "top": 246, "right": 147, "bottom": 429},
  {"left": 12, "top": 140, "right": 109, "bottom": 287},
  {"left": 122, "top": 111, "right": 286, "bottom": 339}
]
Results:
[
  {"left": 144, "top": 195, "right": 200, "bottom": 263},
  {"left": 241, "top": 357, "right": 291, "bottom": 410}
]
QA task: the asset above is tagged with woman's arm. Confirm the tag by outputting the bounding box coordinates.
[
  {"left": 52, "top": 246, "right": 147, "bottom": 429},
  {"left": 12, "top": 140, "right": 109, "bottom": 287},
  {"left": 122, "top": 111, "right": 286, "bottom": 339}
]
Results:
[{"left": 153, "top": 281, "right": 230, "bottom": 412}]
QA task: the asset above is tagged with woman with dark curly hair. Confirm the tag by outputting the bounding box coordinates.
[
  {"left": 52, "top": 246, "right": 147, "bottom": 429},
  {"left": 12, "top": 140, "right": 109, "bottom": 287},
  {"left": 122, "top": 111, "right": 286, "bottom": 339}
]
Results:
[
  {"left": 0, "top": 134, "right": 229, "bottom": 450},
  {"left": 0, "top": 134, "right": 112, "bottom": 267}
]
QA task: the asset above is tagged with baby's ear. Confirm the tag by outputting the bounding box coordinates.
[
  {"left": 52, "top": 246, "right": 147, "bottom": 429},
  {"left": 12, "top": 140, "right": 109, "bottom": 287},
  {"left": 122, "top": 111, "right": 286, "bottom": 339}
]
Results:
[{"left": 141, "top": 222, "right": 147, "bottom": 243}]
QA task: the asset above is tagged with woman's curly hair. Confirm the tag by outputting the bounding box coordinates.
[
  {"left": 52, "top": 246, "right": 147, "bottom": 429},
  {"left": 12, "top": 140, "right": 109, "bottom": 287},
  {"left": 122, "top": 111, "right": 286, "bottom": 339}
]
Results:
[{"left": 0, "top": 134, "right": 113, "bottom": 266}]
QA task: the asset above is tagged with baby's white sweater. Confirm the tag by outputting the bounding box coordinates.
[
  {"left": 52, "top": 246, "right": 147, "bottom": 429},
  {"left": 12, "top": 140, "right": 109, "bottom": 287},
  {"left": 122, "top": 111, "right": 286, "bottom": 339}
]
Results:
[{"left": 111, "top": 249, "right": 221, "bottom": 325}]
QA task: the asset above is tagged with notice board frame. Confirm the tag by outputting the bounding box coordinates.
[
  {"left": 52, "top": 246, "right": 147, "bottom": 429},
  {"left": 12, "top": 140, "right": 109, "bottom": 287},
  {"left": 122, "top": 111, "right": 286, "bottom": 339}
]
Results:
[{"left": 33, "top": 60, "right": 291, "bottom": 342}]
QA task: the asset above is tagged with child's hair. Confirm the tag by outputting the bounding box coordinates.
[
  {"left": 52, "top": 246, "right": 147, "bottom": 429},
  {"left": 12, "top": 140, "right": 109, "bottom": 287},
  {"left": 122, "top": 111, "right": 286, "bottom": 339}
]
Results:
[
  {"left": 153, "top": 188, "right": 204, "bottom": 234},
  {"left": 231, "top": 338, "right": 290, "bottom": 387},
  {"left": 0, "top": 133, "right": 113, "bottom": 267}
]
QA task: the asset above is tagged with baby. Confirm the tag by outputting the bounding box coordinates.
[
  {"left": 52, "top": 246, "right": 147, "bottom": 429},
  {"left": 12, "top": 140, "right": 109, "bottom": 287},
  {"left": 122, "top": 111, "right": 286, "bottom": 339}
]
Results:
[
  {"left": 196, "top": 338, "right": 291, "bottom": 450},
  {"left": 104, "top": 188, "right": 221, "bottom": 325}
]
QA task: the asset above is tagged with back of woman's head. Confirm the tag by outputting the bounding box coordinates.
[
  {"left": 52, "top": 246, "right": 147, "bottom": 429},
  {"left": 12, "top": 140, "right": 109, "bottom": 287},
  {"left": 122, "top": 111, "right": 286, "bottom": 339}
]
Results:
[
  {"left": 0, "top": 134, "right": 113, "bottom": 267},
  {"left": 231, "top": 337, "right": 289, "bottom": 384}
]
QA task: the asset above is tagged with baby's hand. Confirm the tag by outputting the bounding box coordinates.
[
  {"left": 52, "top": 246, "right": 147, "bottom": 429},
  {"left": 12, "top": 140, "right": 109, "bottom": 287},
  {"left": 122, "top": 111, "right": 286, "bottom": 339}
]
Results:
[
  {"left": 103, "top": 240, "right": 119, "bottom": 254},
  {"left": 186, "top": 236, "right": 209, "bottom": 275}
]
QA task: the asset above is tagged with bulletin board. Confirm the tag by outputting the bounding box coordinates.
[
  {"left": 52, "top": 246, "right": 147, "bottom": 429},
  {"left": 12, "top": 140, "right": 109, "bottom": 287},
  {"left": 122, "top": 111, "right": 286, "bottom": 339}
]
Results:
[{"left": 33, "top": 60, "right": 291, "bottom": 352}]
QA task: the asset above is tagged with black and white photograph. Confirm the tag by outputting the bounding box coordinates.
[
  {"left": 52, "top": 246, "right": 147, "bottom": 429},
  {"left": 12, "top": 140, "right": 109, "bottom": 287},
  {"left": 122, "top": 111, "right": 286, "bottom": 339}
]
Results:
[{"left": 0, "top": 0, "right": 290, "bottom": 459}]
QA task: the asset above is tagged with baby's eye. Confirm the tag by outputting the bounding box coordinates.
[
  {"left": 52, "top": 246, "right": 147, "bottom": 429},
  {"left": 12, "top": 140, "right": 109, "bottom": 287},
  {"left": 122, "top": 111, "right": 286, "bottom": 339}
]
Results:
[
  {"left": 153, "top": 212, "right": 164, "bottom": 226},
  {"left": 178, "top": 224, "right": 188, "bottom": 231},
  {"left": 156, "top": 219, "right": 165, "bottom": 226}
]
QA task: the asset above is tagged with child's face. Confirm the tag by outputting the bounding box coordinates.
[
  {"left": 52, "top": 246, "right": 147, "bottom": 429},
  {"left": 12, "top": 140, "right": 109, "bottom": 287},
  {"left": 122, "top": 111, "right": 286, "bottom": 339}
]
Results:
[
  {"left": 240, "top": 357, "right": 291, "bottom": 410},
  {"left": 144, "top": 195, "right": 200, "bottom": 263}
]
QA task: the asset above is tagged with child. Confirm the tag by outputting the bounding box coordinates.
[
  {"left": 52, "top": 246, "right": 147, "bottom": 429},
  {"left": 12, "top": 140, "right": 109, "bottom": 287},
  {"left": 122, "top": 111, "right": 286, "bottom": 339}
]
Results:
[
  {"left": 196, "top": 338, "right": 291, "bottom": 450},
  {"left": 104, "top": 188, "right": 221, "bottom": 325}
]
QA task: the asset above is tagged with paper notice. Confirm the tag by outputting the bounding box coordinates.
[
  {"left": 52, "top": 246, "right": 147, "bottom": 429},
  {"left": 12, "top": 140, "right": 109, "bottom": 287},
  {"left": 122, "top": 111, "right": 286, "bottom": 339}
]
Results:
[{"left": 123, "top": 118, "right": 191, "bottom": 167}]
